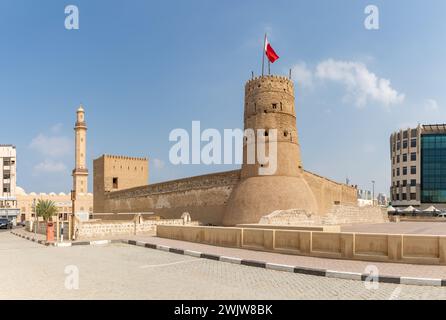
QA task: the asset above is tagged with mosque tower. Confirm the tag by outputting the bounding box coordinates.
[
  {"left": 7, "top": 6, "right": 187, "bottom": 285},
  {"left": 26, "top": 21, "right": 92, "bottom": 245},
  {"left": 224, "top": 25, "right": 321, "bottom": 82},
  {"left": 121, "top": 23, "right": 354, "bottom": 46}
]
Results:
[
  {"left": 223, "top": 75, "right": 319, "bottom": 225},
  {"left": 72, "top": 105, "right": 88, "bottom": 213}
]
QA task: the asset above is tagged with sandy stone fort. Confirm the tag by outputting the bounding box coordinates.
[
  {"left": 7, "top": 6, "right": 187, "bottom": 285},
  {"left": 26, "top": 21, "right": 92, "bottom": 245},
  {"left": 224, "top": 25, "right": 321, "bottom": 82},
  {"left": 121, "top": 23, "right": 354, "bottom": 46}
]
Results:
[{"left": 93, "top": 75, "right": 385, "bottom": 226}]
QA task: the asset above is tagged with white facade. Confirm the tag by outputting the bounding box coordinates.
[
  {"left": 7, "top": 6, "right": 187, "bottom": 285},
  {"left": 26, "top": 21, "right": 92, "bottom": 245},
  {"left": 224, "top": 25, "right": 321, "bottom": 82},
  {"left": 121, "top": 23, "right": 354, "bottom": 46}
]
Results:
[{"left": 0, "top": 145, "right": 18, "bottom": 222}]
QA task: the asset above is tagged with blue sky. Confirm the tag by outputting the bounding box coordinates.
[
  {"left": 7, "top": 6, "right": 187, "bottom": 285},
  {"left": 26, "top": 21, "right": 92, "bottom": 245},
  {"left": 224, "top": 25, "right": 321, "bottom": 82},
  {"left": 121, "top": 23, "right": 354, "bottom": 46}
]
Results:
[{"left": 0, "top": 0, "right": 445, "bottom": 196}]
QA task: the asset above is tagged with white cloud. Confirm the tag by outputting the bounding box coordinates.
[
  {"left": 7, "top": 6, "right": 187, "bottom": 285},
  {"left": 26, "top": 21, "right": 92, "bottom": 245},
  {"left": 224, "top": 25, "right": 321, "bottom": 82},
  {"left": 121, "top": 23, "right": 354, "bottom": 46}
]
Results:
[
  {"left": 29, "top": 133, "right": 72, "bottom": 157},
  {"left": 33, "top": 159, "right": 67, "bottom": 175},
  {"left": 315, "top": 59, "right": 405, "bottom": 108},
  {"left": 152, "top": 158, "right": 165, "bottom": 170},
  {"left": 291, "top": 62, "right": 313, "bottom": 89},
  {"left": 424, "top": 99, "right": 439, "bottom": 111}
]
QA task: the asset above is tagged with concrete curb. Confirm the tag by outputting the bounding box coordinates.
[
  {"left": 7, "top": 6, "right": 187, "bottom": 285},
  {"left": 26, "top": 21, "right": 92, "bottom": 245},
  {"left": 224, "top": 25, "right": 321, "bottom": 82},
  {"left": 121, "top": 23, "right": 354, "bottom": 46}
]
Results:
[{"left": 11, "top": 231, "right": 446, "bottom": 287}]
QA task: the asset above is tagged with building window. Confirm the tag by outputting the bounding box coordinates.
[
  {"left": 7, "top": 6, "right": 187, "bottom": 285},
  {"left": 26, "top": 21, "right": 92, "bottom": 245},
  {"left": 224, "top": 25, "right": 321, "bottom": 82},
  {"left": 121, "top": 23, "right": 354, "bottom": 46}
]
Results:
[
  {"left": 396, "top": 194, "right": 400, "bottom": 201},
  {"left": 272, "top": 103, "right": 277, "bottom": 109},
  {"left": 397, "top": 155, "right": 400, "bottom": 163},
  {"left": 411, "top": 129, "right": 417, "bottom": 137},
  {"left": 411, "top": 179, "right": 416, "bottom": 187},
  {"left": 402, "top": 180, "right": 407, "bottom": 187},
  {"left": 410, "top": 152, "right": 416, "bottom": 161},
  {"left": 402, "top": 193, "right": 407, "bottom": 200},
  {"left": 397, "top": 141, "right": 401, "bottom": 150},
  {"left": 421, "top": 134, "right": 446, "bottom": 203},
  {"left": 403, "top": 154, "right": 407, "bottom": 162},
  {"left": 397, "top": 168, "right": 400, "bottom": 176},
  {"left": 411, "top": 139, "right": 417, "bottom": 148},
  {"left": 403, "top": 131, "right": 408, "bottom": 139},
  {"left": 396, "top": 181, "right": 400, "bottom": 187},
  {"left": 410, "top": 193, "right": 417, "bottom": 200},
  {"left": 410, "top": 166, "right": 416, "bottom": 174},
  {"left": 403, "top": 167, "right": 407, "bottom": 175},
  {"left": 392, "top": 169, "right": 395, "bottom": 177},
  {"left": 113, "top": 177, "right": 118, "bottom": 189},
  {"left": 403, "top": 140, "right": 408, "bottom": 149}
]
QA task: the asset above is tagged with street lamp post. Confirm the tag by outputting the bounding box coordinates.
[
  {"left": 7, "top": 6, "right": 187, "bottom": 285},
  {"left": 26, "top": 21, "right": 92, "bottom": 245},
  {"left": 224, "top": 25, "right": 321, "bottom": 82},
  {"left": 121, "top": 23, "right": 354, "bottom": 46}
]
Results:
[
  {"left": 372, "top": 180, "right": 376, "bottom": 206},
  {"left": 32, "top": 198, "right": 36, "bottom": 237}
]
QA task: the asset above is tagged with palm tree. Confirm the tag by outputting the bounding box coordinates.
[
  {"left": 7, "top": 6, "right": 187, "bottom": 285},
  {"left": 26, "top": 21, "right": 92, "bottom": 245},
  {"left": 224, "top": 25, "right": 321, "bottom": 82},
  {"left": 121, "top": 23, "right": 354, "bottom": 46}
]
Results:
[
  {"left": 36, "top": 199, "right": 58, "bottom": 223},
  {"left": 35, "top": 199, "right": 58, "bottom": 241}
]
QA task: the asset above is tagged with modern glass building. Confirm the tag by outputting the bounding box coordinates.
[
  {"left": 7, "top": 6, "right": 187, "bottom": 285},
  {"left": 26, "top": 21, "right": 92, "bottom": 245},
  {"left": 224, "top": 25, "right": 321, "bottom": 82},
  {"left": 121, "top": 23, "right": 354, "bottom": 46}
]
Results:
[
  {"left": 390, "top": 124, "right": 446, "bottom": 209},
  {"left": 420, "top": 132, "right": 446, "bottom": 203}
]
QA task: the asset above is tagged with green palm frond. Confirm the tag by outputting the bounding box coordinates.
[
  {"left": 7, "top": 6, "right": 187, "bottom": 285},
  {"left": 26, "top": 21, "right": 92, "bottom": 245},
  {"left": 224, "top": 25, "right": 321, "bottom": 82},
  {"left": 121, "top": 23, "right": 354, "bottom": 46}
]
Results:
[{"left": 36, "top": 199, "right": 58, "bottom": 222}]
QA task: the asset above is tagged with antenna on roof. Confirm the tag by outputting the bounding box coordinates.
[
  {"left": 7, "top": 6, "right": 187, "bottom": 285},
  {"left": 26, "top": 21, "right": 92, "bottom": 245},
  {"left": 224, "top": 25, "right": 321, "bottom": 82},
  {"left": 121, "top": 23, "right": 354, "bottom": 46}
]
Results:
[{"left": 289, "top": 68, "right": 292, "bottom": 79}]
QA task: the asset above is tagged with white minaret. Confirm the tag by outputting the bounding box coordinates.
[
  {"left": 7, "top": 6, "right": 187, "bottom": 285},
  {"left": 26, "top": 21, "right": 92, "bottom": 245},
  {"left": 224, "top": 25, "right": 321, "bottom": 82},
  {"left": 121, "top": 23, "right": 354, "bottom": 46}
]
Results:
[{"left": 72, "top": 105, "right": 88, "bottom": 213}]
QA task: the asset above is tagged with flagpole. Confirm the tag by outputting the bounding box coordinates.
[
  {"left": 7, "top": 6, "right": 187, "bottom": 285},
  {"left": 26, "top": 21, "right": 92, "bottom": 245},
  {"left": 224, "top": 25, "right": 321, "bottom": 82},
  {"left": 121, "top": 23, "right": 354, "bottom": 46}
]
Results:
[
  {"left": 262, "top": 33, "right": 266, "bottom": 76},
  {"left": 268, "top": 60, "right": 271, "bottom": 75}
]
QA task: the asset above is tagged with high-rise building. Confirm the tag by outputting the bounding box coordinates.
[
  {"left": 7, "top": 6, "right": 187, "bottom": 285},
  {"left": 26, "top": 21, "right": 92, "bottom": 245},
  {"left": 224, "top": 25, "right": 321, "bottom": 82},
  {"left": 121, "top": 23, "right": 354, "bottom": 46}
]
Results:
[
  {"left": 0, "top": 145, "right": 19, "bottom": 222},
  {"left": 390, "top": 124, "right": 446, "bottom": 209}
]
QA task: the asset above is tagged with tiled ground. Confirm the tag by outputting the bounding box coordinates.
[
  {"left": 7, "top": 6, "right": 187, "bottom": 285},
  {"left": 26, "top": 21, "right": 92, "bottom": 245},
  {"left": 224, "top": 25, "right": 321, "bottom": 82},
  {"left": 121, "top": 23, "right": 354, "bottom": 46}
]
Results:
[
  {"left": 2, "top": 230, "right": 446, "bottom": 300},
  {"left": 16, "top": 221, "right": 446, "bottom": 280}
]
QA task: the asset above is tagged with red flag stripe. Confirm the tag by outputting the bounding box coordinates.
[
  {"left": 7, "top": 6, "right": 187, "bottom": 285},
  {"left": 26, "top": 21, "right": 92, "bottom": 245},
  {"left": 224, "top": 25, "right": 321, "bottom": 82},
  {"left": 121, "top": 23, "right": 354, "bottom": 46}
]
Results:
[{"left": 265, "top": 37, "right": 279, "bottom": 63}]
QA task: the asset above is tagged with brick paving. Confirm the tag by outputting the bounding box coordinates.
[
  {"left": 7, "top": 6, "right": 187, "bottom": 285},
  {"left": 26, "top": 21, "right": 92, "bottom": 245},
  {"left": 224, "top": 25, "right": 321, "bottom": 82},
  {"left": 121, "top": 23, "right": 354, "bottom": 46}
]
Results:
[
  {"left": 124, "top": 235, "right": 446, "bottom": 280},
  {"left": 2, "top": 230, "right": 446, "bottom": 299},
  {"left": 14, "top": 222, "right": 446, "bottom": 281}
]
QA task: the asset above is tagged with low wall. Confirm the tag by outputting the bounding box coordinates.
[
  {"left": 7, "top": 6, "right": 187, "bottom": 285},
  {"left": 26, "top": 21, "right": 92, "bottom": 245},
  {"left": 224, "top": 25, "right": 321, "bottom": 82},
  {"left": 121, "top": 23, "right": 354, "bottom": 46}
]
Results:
[
  {"left": 260, "top": 205, "right": 388, "bottom": 226},
  {"left": 26, "top": 221, "right": 69, "bottom": 238},
  {"left": 236, "top": 224, "right": 341, "bottom": 232},
  {"left": 157, "top": 225, "right": 446, "bottom": 265},
  {"left": 75, "top": 217, "right": 198, "bottom": 240}
]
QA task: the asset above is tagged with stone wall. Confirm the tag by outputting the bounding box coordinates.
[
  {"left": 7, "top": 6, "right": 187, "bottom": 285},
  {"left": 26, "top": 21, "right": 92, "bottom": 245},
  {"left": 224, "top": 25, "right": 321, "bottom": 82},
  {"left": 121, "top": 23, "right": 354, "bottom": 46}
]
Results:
[
  {"left": 260, "top": 205, "right": 388, "bottom": 226},
  {"left": 97, "top": 170, "right": 241, "bottom": 225},
  {"left": 94, "top": 155, "right": 149, "bottom": 212},
  {"left": 74, "top": 216, "right": 198, "bottom": 240},
  {"left": 324, "top": 205, "right": 389, "bottom": 225},
  {"left": 303, "top": 170, "right": 357, "bottom": 214}
]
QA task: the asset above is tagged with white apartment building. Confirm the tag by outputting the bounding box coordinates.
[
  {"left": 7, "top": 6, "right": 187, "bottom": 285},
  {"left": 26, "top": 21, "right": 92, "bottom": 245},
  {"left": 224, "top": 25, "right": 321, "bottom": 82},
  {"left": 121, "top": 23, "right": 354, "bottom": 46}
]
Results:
[{"left": 0, "top": 145, "right": 19, "bottom": 222}]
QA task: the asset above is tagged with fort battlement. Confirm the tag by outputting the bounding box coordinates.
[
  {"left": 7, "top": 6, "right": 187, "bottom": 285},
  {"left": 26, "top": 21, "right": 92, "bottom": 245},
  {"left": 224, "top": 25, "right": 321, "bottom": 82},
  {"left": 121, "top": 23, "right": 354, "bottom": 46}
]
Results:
[
  {"left": 102, "top": 154, "right": 148, "bottom": 161},
  {"left": 245, "top": 75, "right": 294, "bottom": 97}
]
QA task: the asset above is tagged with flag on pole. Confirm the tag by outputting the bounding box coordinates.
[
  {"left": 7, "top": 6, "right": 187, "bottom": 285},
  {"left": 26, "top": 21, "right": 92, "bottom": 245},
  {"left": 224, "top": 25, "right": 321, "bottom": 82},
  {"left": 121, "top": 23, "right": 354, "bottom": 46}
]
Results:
[{"left": 264, "top": 36, "right": 279, "bottom": 63}]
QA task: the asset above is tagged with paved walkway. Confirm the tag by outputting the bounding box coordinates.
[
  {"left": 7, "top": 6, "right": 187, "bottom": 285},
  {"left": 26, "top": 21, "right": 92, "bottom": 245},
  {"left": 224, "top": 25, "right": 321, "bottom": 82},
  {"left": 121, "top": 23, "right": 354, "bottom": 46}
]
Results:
[
  {"left": 3, "top": 230, "right": 446, "bottom": 299},
  {"left": 122, "top": 235, "right": 446, "bottom": 280},
  {"left": 15, "top": 226, "right": 446, "bottom": 281}
]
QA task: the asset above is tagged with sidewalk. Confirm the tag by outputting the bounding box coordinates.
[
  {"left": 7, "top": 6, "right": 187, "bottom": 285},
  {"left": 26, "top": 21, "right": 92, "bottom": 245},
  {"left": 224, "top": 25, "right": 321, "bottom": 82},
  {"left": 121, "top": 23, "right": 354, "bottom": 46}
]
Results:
[
  {"left": 11, "top": 228, "right": 446, "bottom": 285},
  {"left": 124, "top": 234, "right": 446, "bottom": 281}
]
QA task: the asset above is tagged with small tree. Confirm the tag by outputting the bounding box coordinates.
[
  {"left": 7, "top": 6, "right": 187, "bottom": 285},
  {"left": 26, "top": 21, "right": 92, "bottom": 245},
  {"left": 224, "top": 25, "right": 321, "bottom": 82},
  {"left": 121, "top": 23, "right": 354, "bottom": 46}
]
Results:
[{"left": 36, "top": 199, "right": 58, "bottom": 223}]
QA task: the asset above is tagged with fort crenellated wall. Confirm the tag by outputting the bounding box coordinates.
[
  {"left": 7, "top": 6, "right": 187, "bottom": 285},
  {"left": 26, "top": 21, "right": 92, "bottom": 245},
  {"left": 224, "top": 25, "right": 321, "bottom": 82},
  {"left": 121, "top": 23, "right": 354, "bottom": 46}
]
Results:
[{"left": 98, "top": 170, "right": 241, "bottom": 225}]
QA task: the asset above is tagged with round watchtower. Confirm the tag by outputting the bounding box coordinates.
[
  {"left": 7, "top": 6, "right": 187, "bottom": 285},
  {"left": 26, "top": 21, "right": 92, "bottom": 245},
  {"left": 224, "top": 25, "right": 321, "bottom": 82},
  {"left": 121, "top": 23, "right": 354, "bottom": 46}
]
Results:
[
  {"left": 223, "top": 75, "right": 318, "bottom": 226},
  {"left": 242, "top": 75, "right": 302, "bottom": 178}
]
